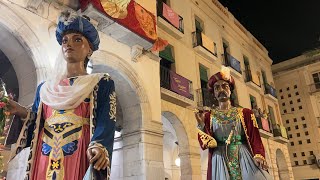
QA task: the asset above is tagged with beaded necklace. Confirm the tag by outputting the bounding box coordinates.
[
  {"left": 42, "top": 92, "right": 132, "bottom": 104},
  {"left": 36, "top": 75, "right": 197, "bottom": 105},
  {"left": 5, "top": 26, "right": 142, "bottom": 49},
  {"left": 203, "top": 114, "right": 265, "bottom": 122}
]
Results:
[{"left": 211, "top": 107, "right": 238, "bottom": 124}]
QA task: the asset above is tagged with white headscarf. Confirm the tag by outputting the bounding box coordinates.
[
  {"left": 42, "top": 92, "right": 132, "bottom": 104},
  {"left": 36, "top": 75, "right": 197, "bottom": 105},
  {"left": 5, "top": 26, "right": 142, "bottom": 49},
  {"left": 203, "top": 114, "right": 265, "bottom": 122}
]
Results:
[{"left": 40, "top": 51, "right": 104, "bottom": 110}]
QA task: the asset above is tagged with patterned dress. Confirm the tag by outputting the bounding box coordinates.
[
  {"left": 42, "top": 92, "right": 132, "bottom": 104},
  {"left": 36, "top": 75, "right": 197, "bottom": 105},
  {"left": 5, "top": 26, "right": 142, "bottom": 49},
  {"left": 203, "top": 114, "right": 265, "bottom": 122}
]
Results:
[
  {"left": 10, "top": 74, "right": 116, "bottom": 180},
  {"left": 198, "top": 107, "right": 272, "bottom": 180}
]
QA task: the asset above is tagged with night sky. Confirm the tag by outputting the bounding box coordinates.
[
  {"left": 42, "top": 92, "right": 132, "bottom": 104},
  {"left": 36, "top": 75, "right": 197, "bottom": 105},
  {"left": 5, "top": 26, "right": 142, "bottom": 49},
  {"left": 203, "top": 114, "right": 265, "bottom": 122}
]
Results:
[{"left": 218, "top": 0, "right": 320, "bottom": 64}]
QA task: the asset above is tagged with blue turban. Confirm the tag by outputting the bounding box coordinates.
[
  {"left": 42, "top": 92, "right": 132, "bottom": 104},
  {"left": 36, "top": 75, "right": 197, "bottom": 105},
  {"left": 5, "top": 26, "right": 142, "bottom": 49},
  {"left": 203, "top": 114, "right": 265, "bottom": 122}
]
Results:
[{"left": 56, "top": 11, "right": 100, "bottom": 51}]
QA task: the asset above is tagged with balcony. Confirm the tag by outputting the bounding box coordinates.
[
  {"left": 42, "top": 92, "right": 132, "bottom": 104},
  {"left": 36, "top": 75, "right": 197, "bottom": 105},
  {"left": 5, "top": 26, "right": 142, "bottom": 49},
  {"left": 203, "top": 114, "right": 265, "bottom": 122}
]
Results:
[
  {"left": 157, "top": 2, "right": 184, "bottom": 39},
  {"left": 256, "top": 117, "right": 273, "bottom": 138},
  {"left": 309, "top": 82, "right": 320, "bottom": 94},
  {"left": 160, "top": 66, "right": 194, "bottom": 107},
  {"left": 196, "top": 88, "right": 217, "bottom": 108},
  {"left": 192, "top": 31, "right": 218, "bottom": 62},
  {"left": 272, "top": 124, "right": 289, "bottom": 144},
  {"left": 264, "top": 83, "right": 278, "bottom": 102},
  {"left": 81, "top": 1, "right": 155, "bottom": 49},
  {"left": 224, "top": 53, "right": 242, "bottom": 78},
  {"left": 244, "top": 70, "right": 261, "bottom": 92}
]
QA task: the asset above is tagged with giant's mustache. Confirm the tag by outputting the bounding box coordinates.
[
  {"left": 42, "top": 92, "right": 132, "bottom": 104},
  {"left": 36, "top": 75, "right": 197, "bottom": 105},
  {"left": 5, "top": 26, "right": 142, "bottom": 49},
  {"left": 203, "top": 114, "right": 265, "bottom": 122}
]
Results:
[{"left": 218, "top": 91, "right": 229, "bottom": 98}]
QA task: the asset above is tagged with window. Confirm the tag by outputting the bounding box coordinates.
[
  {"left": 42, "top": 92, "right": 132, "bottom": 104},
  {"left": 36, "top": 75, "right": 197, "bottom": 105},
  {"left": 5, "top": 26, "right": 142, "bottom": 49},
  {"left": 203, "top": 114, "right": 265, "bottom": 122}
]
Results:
[
  {"left": 287, "top": 87, "right": 290, "bottom": 91},
  {"left": 310, "top": 151, "right": 314, "bottom": 155},
  {"left": 291, "top": 108, "right": 295, "bottom": 111},
  {"left": 305, "top": 131, "right": 309, "bottom": 136},
  {"left": 287, "top": 127, "right": 291, "bottom": 131},
  {"left": 295, "top": 125, "right": 299, "bottom": 129},
  {"left": 294, "top": 85, "right": 297, "bottom": 89},
  {"left": 303, "top": 124, "right": 307, "bottom": 128},
  {"left": 290, "top": 101, "right": 293, "bottom": 104},
  {"left": 279, "top": 89, "right": 282, "bottom": 93},
  {"left": 284, "top": 110, "right": 287, "bottom": 114},
  {"left": 297, "top": 133, "right": 300, "bottom": 137},
  {"left": 294, "top": 161, "right": 299, "bottom": 166},
  {"left": 295, "top": 92, "right": 299, "bottom": 96},
  {"left": 301, "top": 152, "right": 305, "bottom": 156},
  {"left": 288, "top": 94, "right": 291, "bottom": 98},
  {"left": 303, "top": 160, "right": 307, "bottom": 165},
  {"left": 307, "top": 139, "right": 311, "bottom": 143},
  {"left": 299, "top": 106, "right": 302, "bottom": 110},
  {"left": 311, "top": 159, "right": 316, "bottom": 164},
  {"left": 299, "top": 140, "right": 302, "bottom": 144},
  {"left": 286, "top": 120, "right": 289, "bottom": 123},
  {"left": 297, "top": 99, "right": 301, "bottom": 103},
  {"left": 281, "top": 96, "right": 284, "bottom": 99},
  {"left": 199, "top": 65, "right": 209, "bottom": 89},
  {"left": 159, "top": 45, "right": 175, "bottom": 70},
  {"left": 301, "top": 116, "right": 305, "bottom": 120},
  {"left": 282, "top": 102, "right": 285, "bottom": 106},
  {"left": 289, "top": 134, "right": 292, "bottom": 138},
  {"left": 312, "top": 72, "right": 320, "bottom": 89},
  {"left": 293, "top": 153, "right": 297, "bottom": 157},
  {"left": 290, "top": 142, "right": 294, "bottom": 146},
  {"left": 293, "top": 118, "right": 297, "bottom": 122}
]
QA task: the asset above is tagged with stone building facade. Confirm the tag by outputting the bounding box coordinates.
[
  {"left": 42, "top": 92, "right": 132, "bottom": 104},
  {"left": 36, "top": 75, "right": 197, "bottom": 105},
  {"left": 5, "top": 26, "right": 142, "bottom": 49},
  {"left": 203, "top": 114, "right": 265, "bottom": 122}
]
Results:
[
  {"left": 272, "top": 51, "right": 320, "bottom": 180},
  {"left": 0, "top": 0, "right": 294, "bottom": 179}
]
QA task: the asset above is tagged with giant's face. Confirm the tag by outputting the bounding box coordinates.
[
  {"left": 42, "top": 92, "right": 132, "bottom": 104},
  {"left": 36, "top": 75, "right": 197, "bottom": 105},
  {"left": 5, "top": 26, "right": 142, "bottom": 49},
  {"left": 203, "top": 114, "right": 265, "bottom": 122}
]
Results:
[
  {"left": 213, "top": 80, "right": 231, "bottom": 102},
  {"left": 61, "top": 33, "right": 91, "bottom": 63}
]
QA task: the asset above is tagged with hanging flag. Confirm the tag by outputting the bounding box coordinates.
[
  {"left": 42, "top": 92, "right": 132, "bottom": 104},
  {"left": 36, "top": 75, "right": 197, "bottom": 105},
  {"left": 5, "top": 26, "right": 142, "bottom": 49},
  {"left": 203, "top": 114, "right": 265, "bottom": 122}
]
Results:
[
  {"left": 170, "top": 71, "right": 191, "bottom": 98},
  {"left": 162, "top": 3, "right": 180, "bottom": 29}
]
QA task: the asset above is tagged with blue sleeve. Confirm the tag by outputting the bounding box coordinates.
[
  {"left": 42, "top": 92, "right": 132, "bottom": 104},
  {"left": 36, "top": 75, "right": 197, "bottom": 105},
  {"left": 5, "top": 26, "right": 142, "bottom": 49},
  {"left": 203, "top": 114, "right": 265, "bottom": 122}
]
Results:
[
  {"left": 31, "top": 82, "right": 44, "bottom": 113},
  {"left": 26, "top": 82, "right": 44, "bottom": 147},
  {"left": 91, "top": 78, "right": 116, "bottom": 160}
]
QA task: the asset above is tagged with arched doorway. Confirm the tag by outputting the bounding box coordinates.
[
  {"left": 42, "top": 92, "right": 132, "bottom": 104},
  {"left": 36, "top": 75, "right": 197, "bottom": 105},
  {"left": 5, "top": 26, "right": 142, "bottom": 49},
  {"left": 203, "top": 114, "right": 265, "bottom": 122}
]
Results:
[
  {"left": 276, "top": 149, "right": 290, "bottom": 180},
  {"left": 161, "top": 111, "right": 192, "bottom": 180},
  {"left": 91, "top": 50, "right": 154, "bottom": 179}
]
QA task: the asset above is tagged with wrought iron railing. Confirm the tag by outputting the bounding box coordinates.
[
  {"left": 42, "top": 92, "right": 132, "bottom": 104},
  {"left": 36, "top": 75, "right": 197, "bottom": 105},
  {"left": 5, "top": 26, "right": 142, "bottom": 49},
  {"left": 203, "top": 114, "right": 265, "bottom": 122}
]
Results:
[
  {"left": 157, "top": 2, "right": 184, "bottom": 33},
  {"left": 192, "top": 31, "right": 217, "bottom": 56},
  {"left": 309, "top": 82, "right": 320, "bottom": 94},
  {"left": 264, "top": 83, "right": 277, "bottom": 98},
  {"left": 160, "top": 66, "right": 194, "bottom": 100},
  {"left": 224, "top": 53, "right": 242, "bottom": 74},
  {"left": 196, "top": 88, "right": 217, "bottom": 108},
  {"left": 272, "top": 124, "right": 288, "bottom": 139}
]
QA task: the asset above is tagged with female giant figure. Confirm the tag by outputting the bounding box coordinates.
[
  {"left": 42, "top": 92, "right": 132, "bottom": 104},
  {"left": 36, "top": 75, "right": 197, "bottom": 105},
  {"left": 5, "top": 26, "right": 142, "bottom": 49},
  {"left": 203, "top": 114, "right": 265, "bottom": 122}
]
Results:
[{"left": 6, "top": 11, "right": 116, "bottom": 180}]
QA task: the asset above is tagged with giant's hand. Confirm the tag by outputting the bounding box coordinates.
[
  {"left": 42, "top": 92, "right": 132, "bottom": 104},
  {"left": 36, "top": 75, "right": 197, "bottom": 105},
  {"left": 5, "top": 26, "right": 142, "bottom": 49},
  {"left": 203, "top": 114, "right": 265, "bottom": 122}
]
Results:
[
  {"left": 6, "top": 99, "right": 28, "bottom": 118},
  {"left": 194, "top": 110, "right": 205, "bottom": 128},
  {"left": 87, "top": 147, "right": 109, "bottom": 171},
  {"left": 254, "top": 156, "right": 268, "bottom": 170}
]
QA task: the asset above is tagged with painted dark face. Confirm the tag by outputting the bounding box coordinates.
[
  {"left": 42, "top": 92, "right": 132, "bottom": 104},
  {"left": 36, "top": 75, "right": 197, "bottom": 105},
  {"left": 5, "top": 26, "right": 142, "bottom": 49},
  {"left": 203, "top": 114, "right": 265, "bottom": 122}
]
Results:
[
  {"left": 61, "top": 33, "right": 91, "bottom": 63},
  {"left": 213, "top": 80, "right": 231, "bottom": 102}
]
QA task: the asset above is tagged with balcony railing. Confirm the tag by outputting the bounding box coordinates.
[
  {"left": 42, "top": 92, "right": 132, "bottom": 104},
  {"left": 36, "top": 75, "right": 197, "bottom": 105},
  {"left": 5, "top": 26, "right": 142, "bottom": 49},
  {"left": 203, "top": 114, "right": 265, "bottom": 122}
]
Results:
[
  {"left": 264, "top": 83, "right": 277, "bottom": 98},
  {"left": 244, "top": 69, "right": 261, "bottom": 88},
  {"left": 272, "top": 124, "right": 288, "bottom": 139},
  {"left": 256, "top": 117, "right": 272, "bottom": 132},
  {"left": 160, "top": 66, "right": 194, "bottom": 100},
  {"left": 157, "top": 2, "right": 184, "bottom": 33},
  {"left": 196, "top": 88, "right": 217, "bottom": 108},
  {"left": 192, "top": 31, "right": 217, "bottom": 56},
  {"left": 309, "top": 82, "right": 320, "bottom": 94},
  {"left": 224, "top": 53, "right": 242, "bottom": 74}
]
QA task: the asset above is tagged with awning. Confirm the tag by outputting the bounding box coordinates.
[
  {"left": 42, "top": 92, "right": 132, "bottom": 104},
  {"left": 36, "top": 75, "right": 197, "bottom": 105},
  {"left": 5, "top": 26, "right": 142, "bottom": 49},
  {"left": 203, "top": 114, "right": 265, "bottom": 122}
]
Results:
[{"left": 160, "top": 45, "right": 175, "bottom": 63}]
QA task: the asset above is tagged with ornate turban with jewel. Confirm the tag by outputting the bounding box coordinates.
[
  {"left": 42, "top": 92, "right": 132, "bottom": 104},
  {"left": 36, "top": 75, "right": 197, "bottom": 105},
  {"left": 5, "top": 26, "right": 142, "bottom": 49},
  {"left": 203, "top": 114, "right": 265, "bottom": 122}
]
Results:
[
  {"left": 208, "top": 66, "right": 235, "bottom": 93},
  {"left": 56, "top": 11, "right": 100, "bottom": 51}
]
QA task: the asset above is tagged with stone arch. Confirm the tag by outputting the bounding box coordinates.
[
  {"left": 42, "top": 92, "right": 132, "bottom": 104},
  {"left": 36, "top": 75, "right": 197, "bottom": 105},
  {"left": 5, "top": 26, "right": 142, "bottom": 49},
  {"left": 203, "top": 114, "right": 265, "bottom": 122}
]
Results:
[
  {"left": 162, "top": 111, "right": 192, "bottom": 180},
  {"left": 0, "top": 2, "right": 50, "bottom": 104},
  {"left": 90, "top": 50, "right": 153, "bottom": 179},
  {"left": 276, "top": 149, "right": 290, "bottom": 180}
]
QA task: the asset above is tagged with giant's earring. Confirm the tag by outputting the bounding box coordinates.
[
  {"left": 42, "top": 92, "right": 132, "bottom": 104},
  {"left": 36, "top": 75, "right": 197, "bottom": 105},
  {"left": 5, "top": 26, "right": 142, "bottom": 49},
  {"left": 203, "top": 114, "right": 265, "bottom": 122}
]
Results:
[{"left": 87, "top": 51, "right": 92, "bottom": 59}]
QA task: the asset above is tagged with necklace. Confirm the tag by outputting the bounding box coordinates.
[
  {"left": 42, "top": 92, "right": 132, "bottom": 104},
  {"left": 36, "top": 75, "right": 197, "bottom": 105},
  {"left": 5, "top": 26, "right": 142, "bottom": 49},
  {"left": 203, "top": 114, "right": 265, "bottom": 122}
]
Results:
[{"left": 212, "top": 107, "right": 238, "bottom": 124}]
